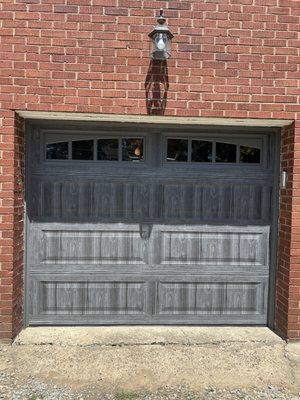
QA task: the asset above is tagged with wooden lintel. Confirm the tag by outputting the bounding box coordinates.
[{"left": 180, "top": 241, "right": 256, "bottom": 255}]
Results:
[{"left": 16, "top": 110, "right": 293, "bottom": 128}]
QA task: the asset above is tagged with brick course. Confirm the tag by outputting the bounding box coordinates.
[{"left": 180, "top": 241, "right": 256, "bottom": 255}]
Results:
[{"left": 0, "top": 0, "right": 300, "bottom": 341}]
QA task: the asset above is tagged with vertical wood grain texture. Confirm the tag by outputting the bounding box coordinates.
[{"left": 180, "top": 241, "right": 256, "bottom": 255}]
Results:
[{"left": 26, "top": 128, "right": 274, "bottom": 325}]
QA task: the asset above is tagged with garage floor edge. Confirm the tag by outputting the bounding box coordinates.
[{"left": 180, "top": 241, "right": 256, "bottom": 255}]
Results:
[{"left": 14, "top": 326, "right": 284, "bottom": 347}]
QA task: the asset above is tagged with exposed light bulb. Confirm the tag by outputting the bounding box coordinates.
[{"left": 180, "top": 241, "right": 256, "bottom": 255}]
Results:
[{"left": 157, "top": 36, "right": 166, "bottom": 51}]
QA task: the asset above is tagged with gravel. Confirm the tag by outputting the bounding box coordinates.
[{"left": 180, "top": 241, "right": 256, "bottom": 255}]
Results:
[
  {"left": 0, "top": 372, "right": 299, "bottom": 400},
  {"left": 1, "top": 332, "right": 299, "bottom": 400}
]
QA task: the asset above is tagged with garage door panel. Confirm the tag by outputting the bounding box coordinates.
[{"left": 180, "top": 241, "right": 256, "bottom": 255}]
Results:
[
  {"left": 30, "top": 224, "right": 149, "bottom": 267},
  {"left": 156, "top": 280, "right": 267, "bottom": 318},
  {"left": 28, "top": 177, "right": 272, "bottom": 225},
  {"left": 42, "top": 229, "right": 148, "bottom": 265},
  {"left": 28, "top": 179, "right": 161, "bottom": 221},
  {"left": 154, "top": 225, "right": 269, "bottom": 268},
  {"left": 29, "top": 276, "right": 151, "bottom": 319},
  {"left": 161, "top": 183, "right": 272, "bottom": 222},
  {"left": 28, "top": 274, "right": 267, "bottom": 323}
]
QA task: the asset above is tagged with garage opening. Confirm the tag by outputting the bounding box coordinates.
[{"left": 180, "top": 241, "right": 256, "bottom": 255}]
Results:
[{"left": 25, "top": 121, "right": 279, "bottom": 325}]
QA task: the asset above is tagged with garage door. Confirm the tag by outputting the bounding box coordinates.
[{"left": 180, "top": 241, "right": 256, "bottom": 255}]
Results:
[{"left": 26, "top": 124, "right": 277, "bottom": 325}]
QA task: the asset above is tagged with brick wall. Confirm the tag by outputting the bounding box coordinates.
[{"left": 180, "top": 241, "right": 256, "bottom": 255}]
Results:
[
  {"left": 0, "top": 0, "right": 299, "bottom": 341},
  {"left": 276, "top": 122, "right": 300, "bottom": 339},
  {"left": 0, "top": 112, "right": 24, "bottom": 343}
]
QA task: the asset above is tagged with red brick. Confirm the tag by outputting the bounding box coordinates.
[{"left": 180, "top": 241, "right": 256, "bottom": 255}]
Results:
[{"left": 0, "top": 0, "right": 300, "bottom": 342}]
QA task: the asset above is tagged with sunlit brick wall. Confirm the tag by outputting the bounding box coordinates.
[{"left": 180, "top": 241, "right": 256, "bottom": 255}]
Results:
[{"left": 0, "top": 0, "right": 299, "bottom": 341}]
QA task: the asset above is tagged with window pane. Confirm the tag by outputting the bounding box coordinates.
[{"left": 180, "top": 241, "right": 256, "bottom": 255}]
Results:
[
  {"left": 216, "top": 142, "right": 236, "bottom": 163},
  {"left": 167, "top": 139, "right": 188, "bottom": 162},
  {"left": 97, "top": 139, "right": 119, "bottom": 161},
  {"left": 122, "top": 138, "right": 143, "bottom": 161},
  {"left": 240, "top": 146, "right": 261, "bottom": 163},
  {"left": 46, "top": 142, "right": 68, "bottom": 160},
  {"left": 191, "top": 140, "right": 212, "bottom": 162},
  {"left": 72, "top": 140, "right": 94, "bottom": 160}
]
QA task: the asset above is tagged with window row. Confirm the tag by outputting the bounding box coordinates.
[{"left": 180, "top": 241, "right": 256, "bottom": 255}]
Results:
[
  {"left": 46, "top": 137, "right": 261, "bottom": 164},
  {"left": 167, "top": 139, "right": 261, "bottom": 164},
  {"left": 46, "top": 138, "right": 144, "bottom": 162}
]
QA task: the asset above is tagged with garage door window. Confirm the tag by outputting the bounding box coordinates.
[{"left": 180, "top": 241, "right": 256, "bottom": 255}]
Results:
[
  {"left": 216, "top": 142, "right": 237, "bottom": 163},
  {"left": 72, "top": 140, "right": 94, "bottom": 160},
  {"left": 166, "top": 137, "right": 261, "bottom": 164},
  {"left": 240, "top": 146, "right": 261, "bottom": 163},
  {"left": 46, "top": 137, "right": 144, "bottom": 162},
  {"left": 97, "top": 139, "right": 118, "bottom": 161},
  {"left": 167, "top": 139, "right": 188, "bottom": 162},
  {"left": 192, "top": 140, "right": 212, "bottom": 162},
  {"left": 46, "top": 141, "right": 69, "bottom": 160},
  {"left": 122, "top": 138, "right": 143, "bottom": 161}
]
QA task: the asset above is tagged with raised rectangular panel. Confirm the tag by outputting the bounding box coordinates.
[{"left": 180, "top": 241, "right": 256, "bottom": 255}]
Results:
[
  {"left": 158, "top": 229, "right": 268, "bottom": 267},
  {"left": 156, "top": 281, "right": 265, "bottom": 315},
  {"left": 42, "top": 230, "right": 147, "bottom": 265},
  {"left": 41, "top": 281, "right": 147, "bottom": 315}
]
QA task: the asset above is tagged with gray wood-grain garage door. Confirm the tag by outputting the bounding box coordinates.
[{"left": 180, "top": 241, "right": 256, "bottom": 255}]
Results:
[{"left": 25, "top": 123, "right": 277, "bottom": 325}]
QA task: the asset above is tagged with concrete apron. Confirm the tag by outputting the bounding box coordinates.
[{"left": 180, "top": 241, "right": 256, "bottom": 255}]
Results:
[{"left": 8, "top": 327, "right": 300, "bottom": 392}]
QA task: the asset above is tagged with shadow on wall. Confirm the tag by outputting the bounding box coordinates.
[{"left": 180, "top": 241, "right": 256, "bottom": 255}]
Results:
[{"left": 145, "top": 59, "right": 169, "bottom": 115}]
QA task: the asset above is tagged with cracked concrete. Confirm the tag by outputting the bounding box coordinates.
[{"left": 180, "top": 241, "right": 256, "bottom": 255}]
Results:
[
  {"left": 14, "top": 326, "right": 285, "bottom": 347},
  {"left": 0, "top": 327, "right": 299, "bottom": 394}
]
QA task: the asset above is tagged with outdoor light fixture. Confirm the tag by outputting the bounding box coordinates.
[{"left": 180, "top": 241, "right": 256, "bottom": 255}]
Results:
[{"left": 149, "top": 9, "right": 174, "bottom": 60}]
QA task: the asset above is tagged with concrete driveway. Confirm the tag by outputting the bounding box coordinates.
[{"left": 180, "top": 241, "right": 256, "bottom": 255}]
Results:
[{"left": 0, "top": 327, "right": 299, "bottom": 399}]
